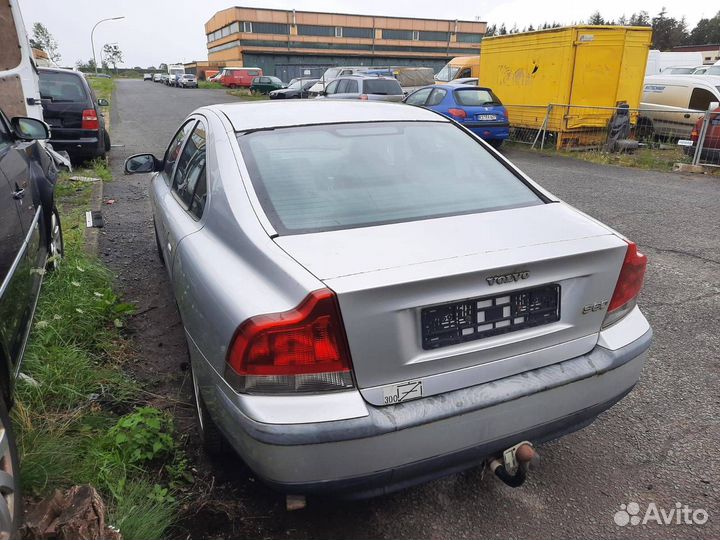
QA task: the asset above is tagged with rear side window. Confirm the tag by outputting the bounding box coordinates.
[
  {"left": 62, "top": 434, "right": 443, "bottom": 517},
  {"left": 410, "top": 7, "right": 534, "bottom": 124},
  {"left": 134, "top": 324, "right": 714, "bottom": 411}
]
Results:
[
  {"left": 363, "top": 79, "right": 403, "bottom": 95},
  {"left": 173, "top": 123, "right": 207, "bottom": 217},
  {"left": 426, "top": 88, "right": 446, "bottom": 106},
  {"left": 238, "top": 122, "right": 542, "bottom": 234},
  {"left": 163, "top": 121, "right": 195, "bottom": 181},
  {"left": 689, "top": 88, "right": 718, "bottom": 111},
  {"left": 39, "top": 71, "right": 89, "bottom": 103},
  {"left": 454, "top": 88, "right": 502, "bottom": 106},
  {"left": 405, "top": 87, "right": 432, "bottom": 106}
]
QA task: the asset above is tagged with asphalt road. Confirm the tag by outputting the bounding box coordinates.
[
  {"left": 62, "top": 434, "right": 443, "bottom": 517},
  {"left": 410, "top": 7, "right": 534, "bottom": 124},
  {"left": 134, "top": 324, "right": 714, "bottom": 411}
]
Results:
[{"left": 102, "top": 80, "right": 718, "bottom": 540}]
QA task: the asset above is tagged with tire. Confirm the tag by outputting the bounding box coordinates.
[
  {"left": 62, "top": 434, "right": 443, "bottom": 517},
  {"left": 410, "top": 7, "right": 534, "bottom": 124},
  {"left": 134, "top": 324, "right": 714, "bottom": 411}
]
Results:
[
  {"left": 46, "top": 207, "right": 64, "bottom": 271},
  {"left": 103, "top": 129, "right": 111, "bottom": 152},
  {"left": 0, "top": 399, "right": 22, "bottom": 540},
  {"left": 489, "top": 139, "right": 504, "bottom": 150},
  {"left": 229, "top": 84, "right": 236, "bottom": 89},
  {"left": 153, "top": 219, "right": 165, "bottom": 267},
  {"left": 190, "top": 361, "right": 228, "bottom": 456}
]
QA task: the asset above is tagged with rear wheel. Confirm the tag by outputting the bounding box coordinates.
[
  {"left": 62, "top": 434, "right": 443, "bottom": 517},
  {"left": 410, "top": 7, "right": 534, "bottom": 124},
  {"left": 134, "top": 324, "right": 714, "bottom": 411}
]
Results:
[
  {"left": 191, "top": 361, "right": 228, "bottom": 456},
  {"left": 46, "top": 207, "right": 64, "bottom": 271},
  {"left": 489, "top": 139, "right": 504, "bottom": 150},
  {"left": 0, "top": 399, "right": 22, "bottom": 540},
  {"left": 103, "top": 129, "right": 111, "bottom": 152}
]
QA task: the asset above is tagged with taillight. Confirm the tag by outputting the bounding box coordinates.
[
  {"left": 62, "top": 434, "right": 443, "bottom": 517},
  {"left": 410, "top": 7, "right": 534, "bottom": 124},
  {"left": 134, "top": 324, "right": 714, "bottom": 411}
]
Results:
[
  {"left": 359, "top": 94, "right": 368, "bottom": 101},
  {"left": 603, "top": 241, "right": 647, "bottom": 328},
  {"left": 81, "top": 109, "right": 99, "bottom": 130},
  {"left": 448, "top": 108, "right": 467, "bottom": 120},
  {"left": 225, "top": 289, "right": 354, "bottom": 394}
]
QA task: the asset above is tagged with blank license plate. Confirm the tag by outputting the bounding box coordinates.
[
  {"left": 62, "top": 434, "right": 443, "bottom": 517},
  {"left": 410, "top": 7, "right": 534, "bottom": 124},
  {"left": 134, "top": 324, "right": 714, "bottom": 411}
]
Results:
[{"left": 421, "top": 284, "right": 561, "bottom": 350}]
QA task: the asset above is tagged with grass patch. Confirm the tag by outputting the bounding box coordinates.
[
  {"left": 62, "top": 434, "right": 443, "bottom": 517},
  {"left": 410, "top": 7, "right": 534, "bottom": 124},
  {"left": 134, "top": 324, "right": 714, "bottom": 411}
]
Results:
[
  {"left": 226, "top": 88, "right": 269, "bottom": 101},
  {"left": 13, "top": 174, "right": 185, "bottom": 539},
  {"left": 87, "top": 77, "right": 115, "bottom": 131},
  {"left": 198, "top": 81, "right": 223, "bottom": 89}
]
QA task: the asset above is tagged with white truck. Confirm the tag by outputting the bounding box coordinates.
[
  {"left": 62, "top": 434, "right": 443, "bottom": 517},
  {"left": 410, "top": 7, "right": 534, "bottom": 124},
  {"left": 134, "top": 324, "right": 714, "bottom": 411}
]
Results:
[
  {"left": 645, "top": 50, "right": 704, "bottom": 76},
  {"left": 167, "top": 64, "right": 185, "bottom": 87}
]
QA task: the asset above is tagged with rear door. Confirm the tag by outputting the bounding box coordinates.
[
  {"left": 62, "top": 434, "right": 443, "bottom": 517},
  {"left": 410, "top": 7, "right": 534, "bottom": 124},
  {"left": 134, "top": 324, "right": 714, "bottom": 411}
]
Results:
[
  {"left": 333, "top": 79, "right": 358, "bottom": 100},
  {"left": 152, "top": 119, "right": 196, "bottom": 271}
]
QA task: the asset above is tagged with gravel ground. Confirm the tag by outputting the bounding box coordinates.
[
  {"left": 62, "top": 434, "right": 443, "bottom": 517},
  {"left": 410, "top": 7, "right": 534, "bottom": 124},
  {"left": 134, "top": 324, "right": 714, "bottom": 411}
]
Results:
[{"left": 100, "top": 80, "right": 718, "bottom": 539}]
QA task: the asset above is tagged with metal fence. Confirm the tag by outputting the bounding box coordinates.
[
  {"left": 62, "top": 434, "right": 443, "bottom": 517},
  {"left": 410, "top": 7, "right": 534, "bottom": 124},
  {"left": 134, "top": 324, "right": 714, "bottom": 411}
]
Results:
[
  {"left": 505, "top": 103, "right": 715, "bottom": 168},
  {"left": 691, "top": 107, "right": 720, "bottom": 168}
]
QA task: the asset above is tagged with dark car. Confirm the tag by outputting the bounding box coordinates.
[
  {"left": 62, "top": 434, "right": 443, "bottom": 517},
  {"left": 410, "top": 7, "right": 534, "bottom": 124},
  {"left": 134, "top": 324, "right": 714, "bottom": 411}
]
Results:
[
  {"left": 269, "top": 78, "right": 319, "bottom": 100},
  {"left": 38, "top": 67, "right": 110, "bottom": 162},
  {"left": 0, "top": 108, "right": 64, "bottom": 538},
  {"left": 250, "top": 76, "right": 284, "bottom": 95}
]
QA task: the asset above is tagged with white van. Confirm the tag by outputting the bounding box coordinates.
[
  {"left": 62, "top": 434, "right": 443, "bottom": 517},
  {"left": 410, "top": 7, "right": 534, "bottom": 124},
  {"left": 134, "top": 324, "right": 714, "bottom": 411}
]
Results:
[{"left": 640, "top": 75, "right": 720, "bottom": 139}]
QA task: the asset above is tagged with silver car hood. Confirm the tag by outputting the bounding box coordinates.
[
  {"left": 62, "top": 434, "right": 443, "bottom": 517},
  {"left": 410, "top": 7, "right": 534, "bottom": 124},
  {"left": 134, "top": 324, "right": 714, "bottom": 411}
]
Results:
[{"left": 274, "top": 203, "right": 613, "bottom": 282}]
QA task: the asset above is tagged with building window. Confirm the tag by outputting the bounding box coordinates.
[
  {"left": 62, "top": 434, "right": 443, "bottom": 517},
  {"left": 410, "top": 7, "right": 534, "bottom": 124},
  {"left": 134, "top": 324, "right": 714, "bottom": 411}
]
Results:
[
  {"left": 230, "top": 22, "right": 239, "bottom": 34},
  {"left": 297, "top": 24, "right": 335, "bottom": 37},
  {"left": 221, "top": 26, "right": 230, "bottom": 37},
  {"left": 382, "top": 29, "right": 413, "bottom": 40},
  {"left": 418, "top": 31, "right": 449, "bottom": 41},
  {"left": 335, "top": 27, "right": 342, "bottom": 38},
  {"left": 243, "top": 21, "right": 252, "bottom": 33},
  {"left": 252, "top": 22, "right": 290, "bottom": 34},
  {"left": 342, "top": 27, "right": 374, "bottom": 39},
  {"left": 208, "top": 40, "right": 240, "bottom": 53},
  {"left": 412, "top": 30, "right": 420, "bottom": 41},
  {"left": 456, "top": 32, "right": 483, "bottom": 43}
]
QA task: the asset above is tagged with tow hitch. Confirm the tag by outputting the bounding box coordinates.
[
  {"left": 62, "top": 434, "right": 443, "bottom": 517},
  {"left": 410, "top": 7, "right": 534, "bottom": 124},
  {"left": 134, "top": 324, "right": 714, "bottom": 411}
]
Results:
[{"left": 489, "top": 441, "right": 537, "bottom": 488}]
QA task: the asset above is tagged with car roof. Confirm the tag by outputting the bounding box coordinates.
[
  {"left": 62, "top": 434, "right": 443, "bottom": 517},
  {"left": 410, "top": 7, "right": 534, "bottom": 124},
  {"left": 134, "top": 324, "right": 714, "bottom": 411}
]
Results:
[
  {"left": 645, "top": 74, "right": 720, "bottom": 87},
  {"left": 208, "top": 101, "right": 448, "bottom": 132}
]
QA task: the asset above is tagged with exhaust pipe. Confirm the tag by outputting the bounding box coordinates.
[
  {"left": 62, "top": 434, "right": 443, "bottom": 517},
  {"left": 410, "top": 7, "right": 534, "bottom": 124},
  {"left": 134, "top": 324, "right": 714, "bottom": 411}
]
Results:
[{"left": 490, "top": 442, "right": 537, "bottom": 488}]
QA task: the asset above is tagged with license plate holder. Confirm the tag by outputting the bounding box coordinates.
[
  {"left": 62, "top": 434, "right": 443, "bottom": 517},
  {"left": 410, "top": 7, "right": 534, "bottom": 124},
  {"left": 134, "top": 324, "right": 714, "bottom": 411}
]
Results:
[{"left": 421, "top": 284, "right": 561, "bottom": 350}]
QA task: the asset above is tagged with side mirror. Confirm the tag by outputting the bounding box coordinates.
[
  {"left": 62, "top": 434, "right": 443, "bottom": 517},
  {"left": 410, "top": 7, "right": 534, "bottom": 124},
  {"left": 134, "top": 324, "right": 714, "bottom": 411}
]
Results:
[
  {"left": 98, "top": 98, "right": 109, "bottom": 107},
  {"left": 319, "top": 90, "right": 327, "bottom": 96},
  {"left": 11, "top": 116, "right": 50, "bottom": 140},
  {"left": 124, "top": 153, "right": 161, "bottom": 174}
]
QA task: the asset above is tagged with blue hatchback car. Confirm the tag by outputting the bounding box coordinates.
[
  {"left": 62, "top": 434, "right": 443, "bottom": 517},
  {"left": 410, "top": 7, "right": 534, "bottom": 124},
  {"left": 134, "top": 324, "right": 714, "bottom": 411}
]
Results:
[{"left": 403, "top": 84, "right": 509, "bottom": 148}]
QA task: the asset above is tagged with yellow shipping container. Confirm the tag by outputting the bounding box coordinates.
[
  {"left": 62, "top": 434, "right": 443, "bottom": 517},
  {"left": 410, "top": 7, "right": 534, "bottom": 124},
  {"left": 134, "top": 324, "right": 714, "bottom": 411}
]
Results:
[{"left": 479, "top": 26, "right": 652, "bottom": 147}]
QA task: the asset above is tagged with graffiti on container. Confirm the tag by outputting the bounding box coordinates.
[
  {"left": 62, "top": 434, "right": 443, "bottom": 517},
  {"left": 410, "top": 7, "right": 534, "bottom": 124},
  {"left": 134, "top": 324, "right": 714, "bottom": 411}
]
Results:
[{"left": 498, "top": 62, "right": 539, "bottom": 86}]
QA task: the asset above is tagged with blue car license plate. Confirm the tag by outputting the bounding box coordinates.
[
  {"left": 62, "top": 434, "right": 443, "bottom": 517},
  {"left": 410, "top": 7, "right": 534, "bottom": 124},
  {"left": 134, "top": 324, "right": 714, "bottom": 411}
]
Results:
[{"left": 477, "top": 114, "right": 497, "bottom": 121}]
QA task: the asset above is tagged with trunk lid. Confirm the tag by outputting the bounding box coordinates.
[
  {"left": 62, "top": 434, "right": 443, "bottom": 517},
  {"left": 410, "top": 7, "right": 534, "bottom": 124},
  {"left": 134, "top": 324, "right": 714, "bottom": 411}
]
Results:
[{"left": 274, "top": 203, "right": 627, "bottom": 405}]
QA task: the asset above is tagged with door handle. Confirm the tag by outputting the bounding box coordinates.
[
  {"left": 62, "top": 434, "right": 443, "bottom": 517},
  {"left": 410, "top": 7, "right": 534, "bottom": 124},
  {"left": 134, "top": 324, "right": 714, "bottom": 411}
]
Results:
[{"left": 12, "top": 188, "right": 25, "bottom": 200}]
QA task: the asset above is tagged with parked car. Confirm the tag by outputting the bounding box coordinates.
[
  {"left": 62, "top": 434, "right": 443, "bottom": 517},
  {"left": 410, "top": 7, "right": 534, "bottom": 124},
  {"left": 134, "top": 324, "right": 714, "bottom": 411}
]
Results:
[
  {"left": 153, "top": 73, "right": 162, "bottom": 83},
  {"left": 167, "top": 74, "right": 178, "bottom": 87},
  {"left": 160, "top": 73, "right": 169, "bottom": 84},
  {"left": 0, "top": 107, "right": 64, "bottom": 536},
  {"left": 143, "top": 73, "right": 153, "bottom": 81},
  {"left": 178, "top": 74, "right": 198, "bottom": 89},
  {"left": 250, "top": 76, "right": 284, "bottom": 94},
  {"left": 661, "top": 66, "right": 703, "bottom": 74},
  {"left": 38, "top": 67, "right": 110, "bottom": 162},
  {"left": 123, "top": 101, "right": 652, "bottom": 500},
  {"left": 404, "top": 84, "right": 509, "bottom": 148},
  {"left": 640, "top": 75, "right": 720, "bottom": 139},
  {"left": 219, "top": 67, "right": 262, "bottom": 88},
  {"left": 687, "top": 106, "right": 720, "bottom": 161},
  {"left": 319, "top": 75, "right": 404, "bottom": 102},
  {"left": 452, "top": 77, "right": 479, "bottom": 86},
  {"left": 269, "top": 78, "right": 318, "bottom": 99}
]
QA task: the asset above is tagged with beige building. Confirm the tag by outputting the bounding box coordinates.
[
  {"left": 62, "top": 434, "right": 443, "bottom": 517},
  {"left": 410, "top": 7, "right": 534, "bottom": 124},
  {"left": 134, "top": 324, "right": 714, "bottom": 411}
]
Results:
[{"left": 202, "top": 7, "right": 486, "bottom": 81}]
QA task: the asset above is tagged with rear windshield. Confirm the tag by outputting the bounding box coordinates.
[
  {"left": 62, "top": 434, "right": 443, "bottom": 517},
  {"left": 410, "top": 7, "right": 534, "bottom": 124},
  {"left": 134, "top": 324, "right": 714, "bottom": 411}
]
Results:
[
  {"left": 237, "top": 122, "right": 542, "bottom": 234},
  {"left": 363, "top": 79, "right": 403, "bottom": 95},
  {"left": 454, "top": 88, "right": 502, "bottom": 106},
  {"left": 39, "top": 71, "right": 89, "bottom": 103}
]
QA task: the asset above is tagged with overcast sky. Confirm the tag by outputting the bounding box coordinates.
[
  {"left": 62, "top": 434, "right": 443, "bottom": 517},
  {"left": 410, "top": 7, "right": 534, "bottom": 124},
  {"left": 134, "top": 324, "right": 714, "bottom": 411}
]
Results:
[{"left": 17, "top": 0, "right": 716, "bottom": 68}]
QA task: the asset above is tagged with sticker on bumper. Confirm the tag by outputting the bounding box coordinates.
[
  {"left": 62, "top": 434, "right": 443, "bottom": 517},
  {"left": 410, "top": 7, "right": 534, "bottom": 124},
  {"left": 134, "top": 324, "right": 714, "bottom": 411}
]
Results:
[{"left": 383, "top": 380, "right": 423, "bottom": 405}]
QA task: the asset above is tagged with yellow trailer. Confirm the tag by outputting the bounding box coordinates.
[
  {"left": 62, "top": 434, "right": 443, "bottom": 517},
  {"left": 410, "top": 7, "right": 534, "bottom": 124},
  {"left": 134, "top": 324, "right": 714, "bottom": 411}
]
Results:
[{"left": 479, "top": 26, "right": 652, "bottom": 148}]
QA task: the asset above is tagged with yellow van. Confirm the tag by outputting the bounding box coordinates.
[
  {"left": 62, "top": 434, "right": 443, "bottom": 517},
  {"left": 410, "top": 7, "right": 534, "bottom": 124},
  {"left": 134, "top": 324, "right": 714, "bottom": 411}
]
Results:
[{"left": 434, "top": 56, "right": 481, "bottom": 84}]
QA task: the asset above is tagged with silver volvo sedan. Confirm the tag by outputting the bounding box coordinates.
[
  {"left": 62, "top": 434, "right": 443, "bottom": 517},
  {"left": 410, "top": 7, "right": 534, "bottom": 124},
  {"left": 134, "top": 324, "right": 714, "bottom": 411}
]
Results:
[{"left": 125, "top": 101, "right": 652, "bottom": 499}]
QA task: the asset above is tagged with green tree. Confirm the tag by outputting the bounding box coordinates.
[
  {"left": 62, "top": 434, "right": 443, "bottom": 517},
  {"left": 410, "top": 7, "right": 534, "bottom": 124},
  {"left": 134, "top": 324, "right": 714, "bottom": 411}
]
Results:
[
  {"left": 687, "top": 11, "right": 720, "bottom": 45},
  {"left": 651, "top": 8, "right": 688, "bottom": 50},
  {"left": 629, "top": 11, "right": 651, "bottom": 26},
  {"left": 30, "top": 22, "right": 60, "bottom": 63},
  {"left": 485, "top": 24, "right": 497, "bottom": 37},
  {"left": 588, "top": 11, "right": 605, "bottom": 25},
  {"left": 102, "top": 43, "right": 123, "bottom": 73},
  {"left": 498, "top": 24, "right": 507, "bottom": 35}
]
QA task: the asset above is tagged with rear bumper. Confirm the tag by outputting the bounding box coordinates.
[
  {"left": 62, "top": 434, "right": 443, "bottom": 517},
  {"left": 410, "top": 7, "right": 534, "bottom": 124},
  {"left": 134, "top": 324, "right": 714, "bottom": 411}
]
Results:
[
  {"left": 207, "top": 327, "right": 652, "bottom": 498},
  {"left": 464, "top": 122, "right": 510, "bottom": 140},
  {"left": 48, "top": 133, "right": 102, "bottom": 156}
]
